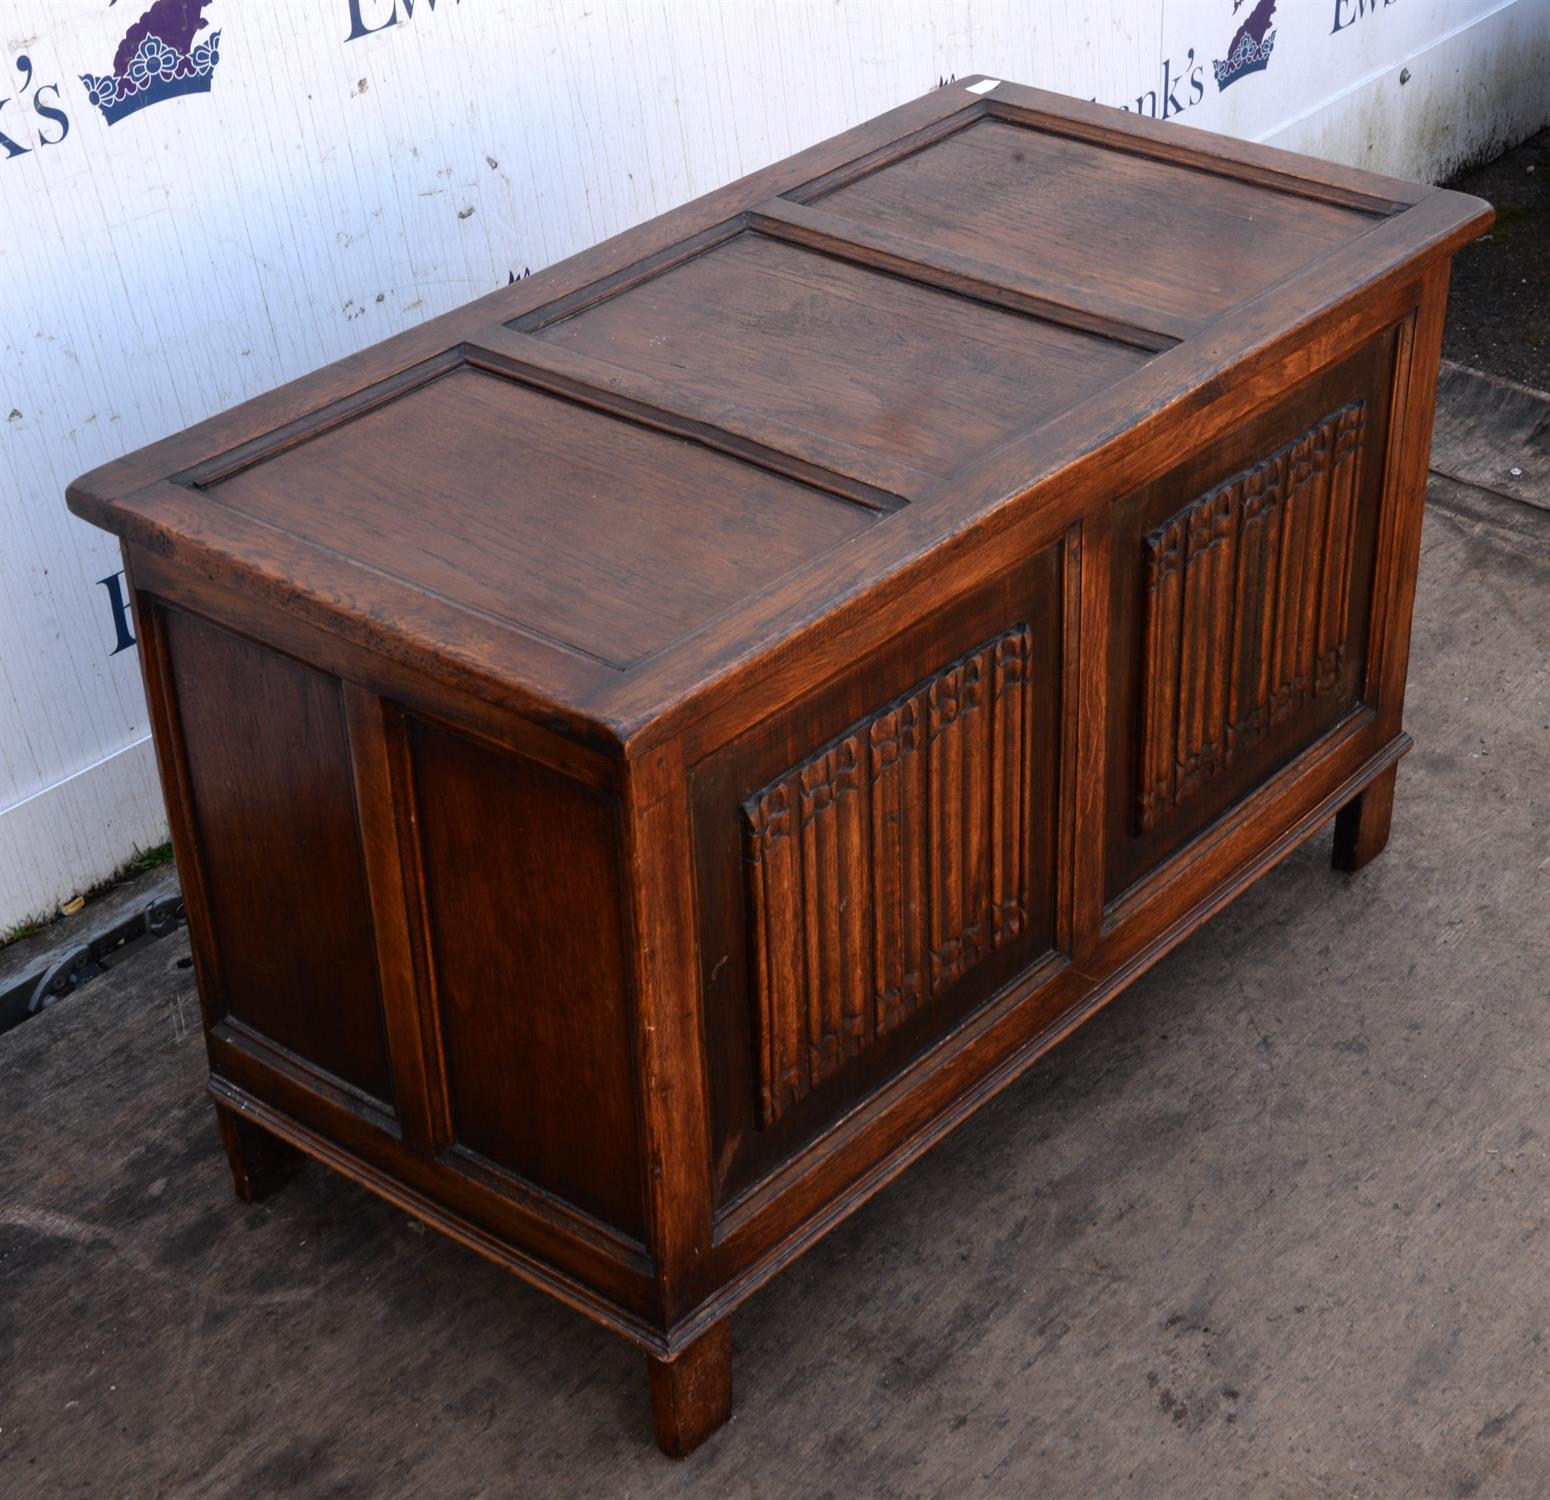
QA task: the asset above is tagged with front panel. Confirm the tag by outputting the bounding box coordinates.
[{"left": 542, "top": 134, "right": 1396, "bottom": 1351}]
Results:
[
  {"left": 1105, "top": 328, "right": 1399, "bottom": 902},
  {"left": 693, "top": 543, "right": 1066, "bottom": 1209},
  {"left": 742, "top": 622, "right": 1037, "bottom": 1128}
]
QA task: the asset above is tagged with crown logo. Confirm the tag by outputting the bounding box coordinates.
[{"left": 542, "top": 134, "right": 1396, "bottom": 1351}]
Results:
[
  {"left": 1212, "top": 0, "right": 1277, "bottom": 93},
  {"left": 80, "top": 0, "right": 221, "bottom": 126}
]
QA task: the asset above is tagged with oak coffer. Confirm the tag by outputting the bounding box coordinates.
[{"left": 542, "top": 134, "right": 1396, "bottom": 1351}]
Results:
[{"left": 67, "top": 78, "right": 1490, "bottom": 1456}]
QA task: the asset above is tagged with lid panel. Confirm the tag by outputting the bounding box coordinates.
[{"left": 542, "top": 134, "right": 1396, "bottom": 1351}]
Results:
[
  {"left": 812, "top": 118, "right": 1381, "bottom": 322},
  {"left": 533, "top": 233, "right": 1152, "bottom": 478},
  {"left": 202, "top": 365, "right": 879, "bottom": 669},
  {"left": 69, "top": 78, "right": 1486, "bottom": 745}
]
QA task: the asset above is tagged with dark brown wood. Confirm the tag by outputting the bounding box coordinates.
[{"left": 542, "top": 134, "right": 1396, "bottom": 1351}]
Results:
[
  {"left": 215, "top": 1100, "right": 305, "bottom": 1203},
  {"left": 159, "top": 607, "right": 397, "bottom": 1107},
  {"left": 1134, "top": 400, "right": 1365, "bottom": 834},
  {"left": 405, "top": 714, "right": 645, "bottom": 1236},
  {"left": 1332, "top": 761, "right": 1399, "bottom": 872},
  {"left": 1105, "top": 333, "right": 1396, "bottom": 901},
  {"left": 980, "top": 94, "right": 1423, "bottom": 216},
  {"left": 810, "top": 116, "right": 1381, "bottom": 323},
  {"left": 647, "top": 1319, "right": 733, "bottom": 1459},
  {"left": 528, "top": 228, "right": 1153, "bottom": 479},
  {"left": 65, "top": 78, "right": 1490, "bottom": 1458},
  {"left": 746, "top": 198, "right": 1189, "bottom": 351},
  {"left": 692, "top": 546, "right": 1062, "bottom": 1206},
  {"left": 742, "top": 623, "right": 1034, "bottom": 1125},
  {"left": 467, "top": 326, "right": 924, "bottom": 509},
  {"left": 342, "top": 685, "right": 439, "bottom": 1153},
  {"left": 621, "top": 740, "right": 717, "bottom": 1327}
]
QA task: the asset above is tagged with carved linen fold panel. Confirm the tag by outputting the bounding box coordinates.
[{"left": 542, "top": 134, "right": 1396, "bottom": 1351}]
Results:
[
  {"left": 1137, "top": 400, "right": 1366, "bottom": 832},
  {"left": 743, "top": 625, "right": 1034, "bottom": 1126}
]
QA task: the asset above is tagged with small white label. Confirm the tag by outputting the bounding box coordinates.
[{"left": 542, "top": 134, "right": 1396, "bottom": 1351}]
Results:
[{"left": 965, "top": 78, "right": 1000, "bottom": 95}]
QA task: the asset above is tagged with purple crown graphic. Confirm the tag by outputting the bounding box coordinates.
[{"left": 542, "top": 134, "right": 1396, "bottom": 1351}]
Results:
[
  {"left": 80, "top": 0, "right": 221, "bottom": 126},
  {"left": 1213, "top": 0, "right": 1277, "bottom": 93}
]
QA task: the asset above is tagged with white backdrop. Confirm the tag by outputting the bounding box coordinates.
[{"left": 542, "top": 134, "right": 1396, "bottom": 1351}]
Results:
[{"left": 2, "top": 0, "right": 1547, "bottom": 930}]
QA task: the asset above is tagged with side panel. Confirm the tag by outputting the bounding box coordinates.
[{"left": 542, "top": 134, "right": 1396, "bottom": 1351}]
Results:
[
  {"left": 135, "top": 569, "right": 659, "bottom": 1335},
  {"left": 160, "top": 607, "right": 395, "bottom": 1107},
  {"left": 406, "top": 716, "right": 646, "bottom": 1240}
]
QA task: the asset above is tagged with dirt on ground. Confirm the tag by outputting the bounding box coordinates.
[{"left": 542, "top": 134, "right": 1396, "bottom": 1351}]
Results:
[{"left": 1443, "top": 127, "right": 1550, "bottom": 387}]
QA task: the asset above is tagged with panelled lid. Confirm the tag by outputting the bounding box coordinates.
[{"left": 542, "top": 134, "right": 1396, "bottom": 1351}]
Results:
[
  {"left": 198, "top": 366, "right": 880, "bottom": 672},
  {"left": 812, "top": 117, "right": 1379, "bottom": 324},
  {"left": 68, "top": 77, "right": 1491, "bottom": 754}
]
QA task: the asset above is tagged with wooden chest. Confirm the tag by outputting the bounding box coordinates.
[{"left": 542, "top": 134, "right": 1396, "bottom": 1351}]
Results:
[{"left": 67, "top": 79, "right": 1489, "bottom": 1455}]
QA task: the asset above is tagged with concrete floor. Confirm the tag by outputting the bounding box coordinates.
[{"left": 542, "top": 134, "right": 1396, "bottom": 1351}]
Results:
[
  {"left": 1443, "top": 127, "right": 1548, "bottom": 387},
  {"left": 4, "top": 187, "right": 1550, "bottom": 1500}
]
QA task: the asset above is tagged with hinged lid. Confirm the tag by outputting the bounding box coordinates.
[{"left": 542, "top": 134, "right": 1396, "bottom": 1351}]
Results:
[{"left": 68, "top": 77, "right": 1490, "bottom": 754}]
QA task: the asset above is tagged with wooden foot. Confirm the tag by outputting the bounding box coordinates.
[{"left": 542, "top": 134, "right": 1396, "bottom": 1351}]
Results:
[
  {"left": 1332, "top": 763, "right": 1398, "bottom": 874},
  {"left": 214, "top": 1102, "right": 305, "bottom": 1204},
  {"left": 646, "top": 1320, "right": 732, "bottom": 1458}
]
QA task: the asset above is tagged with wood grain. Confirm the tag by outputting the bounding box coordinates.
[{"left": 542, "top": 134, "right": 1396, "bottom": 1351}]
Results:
[
  {"left": 160, "top": 608, "right": 395, "bottom": 1107},
  {"left": 199, "top": 365, "right": 879, "bottom": 670},
  {"left": 646, "top": 1319, "right": 733, "bottom": 1459},
  {"left": 814, "top": 117, "right": 1380, "bottom": 322},
  {"left": 1105, "top": 330, "right": 1399, "bottom": 902},
  {"left": 1136, "top": 401, "right": 1367, "bottom": 833},
  {"left": 406, "top": 715, "right": 645, "bottom": 1238},
  {"left": 743, "top": 626, "right": 1033, "bottom": 1125},
  {"left": 534, "top": 230, "right": 1153, "bottom": 477}
]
